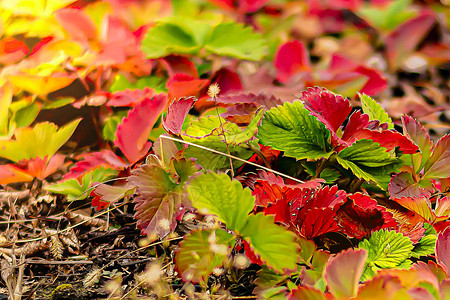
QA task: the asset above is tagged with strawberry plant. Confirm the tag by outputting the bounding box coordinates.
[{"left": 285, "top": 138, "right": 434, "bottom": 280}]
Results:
[{"left": 0, "top": 0, "right": 448, "bottom": 299}]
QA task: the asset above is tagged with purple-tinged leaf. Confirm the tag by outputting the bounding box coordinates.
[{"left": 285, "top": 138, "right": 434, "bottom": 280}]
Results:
[
  {"left": 217, "top": 92, "right": 282, "bottom": 109},
  {"left": 163, "top": 97, "right": 195, "bottom": 134},
  {"left": 389, "top": 172, "right": 434, "bottom": 200},
  {"left": 436, "top": 225, "right": 450, "bottom": 273},
  {"left": 91, "top": 182, "right": 134, "bottom": 210},
  {"left": 424, "top": 134, "right": 450, "bottom": 179},
  {"left": 402, "top": 115, "right": 433, "bottom": 173},
  {"left": 324, "top": 248, "right": 367, "bottom": 298},
  {"left": 130, "top": 165, "right": 178, "bottom": 238}
]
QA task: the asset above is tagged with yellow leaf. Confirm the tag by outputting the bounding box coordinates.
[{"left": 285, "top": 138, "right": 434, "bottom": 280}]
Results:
[
  {"left": 0, "top": 119, "right": 81, "bottom": 162},
  {"left": 7, "top": 74, "right": 77, "bottom": 95},
  {"left": 0, "top": 82, "right": 12, "bottom": 136}
]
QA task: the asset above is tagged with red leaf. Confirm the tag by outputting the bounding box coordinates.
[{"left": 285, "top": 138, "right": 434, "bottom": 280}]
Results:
[
  {"left": 301, "top": 87, "right": 352, "bottom": 141},
  {"left": 114, "top": 94, "right": 167, "bottom": 163},
  {"left": 434, "top": 221, "right": 450, "bottom": 234},
  {"left": 210, "top": 68, "right": 243, "bottom": 95},
  {"left": 257, "top": 170, "right": 324, "bottom": 189},
  {"left": 167, "top": 73, "right": 210, "bottom": 101},
  {"left": 0, "top": 164, "right": 34, "bottom": 185},
  {"left": 274, "top": 41, "right": 311, "bottom": 83},
  {"left": 293, "top": 186, "right": 347, "bottom": 239},
  {"left": 29, "top": 37, "right": 53, "bottom": 56},
  {"left": 299, "top": 185, "right": 347, "bottom": 211},
  {"left": 64, "top": 150, "right": 128, "bottom": 180},
  {"left": 261, "top": 185, "right": 346, "bottom": 239},
  {"left": 436, "top": 225, "right": 450, "bottom": 273},
  {"left": 355, "top": 65, "right": 388, "bottom": 96},
  {"left": 242, "top": 239, "right": 263, "bottom": 265},
  {"left": 208, "top": 0, "right": 271, "bottom": 13},
  {"left": 336, "top": 193, "right": 397, "bottom": 239},
  {"left": 129, "top": 164, "right": 182, "bottom": 237},
  {"left": 313, "top": 55, "right": 387, "bottom": 96},
  {"left": 0, "top": 37, "right": 28, "bottom": 64},
  {"left": 298, "top": 207, "right": 342, "bottom": 239},
  {"left": 55, "top": 8, "right": 97, "bottom": 42},
  {"left": 386, "top": 12, "right": 436, "bottom": 70},
  {"left": 160, "top": 55, "right": 198, "bottom": 78},
  {"left": 341, "top": 110, "right": 370, "bottom": 144},
  {"left": 351, "top": 129, "right": 419, "bottom": 154},
  {"left": 163, "top": 97, "right": 195, "bottom": 134},
  {"left": 26, "top": 154, "right": 65, "bottom": 179},
  {"left": 107, "top": 87, "right": 156, "bottom": 107}
]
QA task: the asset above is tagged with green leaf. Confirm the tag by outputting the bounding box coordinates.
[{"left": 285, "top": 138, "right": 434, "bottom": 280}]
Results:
[
  {"left": 359, "top": 94, "right": 394, "bottom": 129},
  {"left": 45, "top": 167, "right": 117, "bottom": 201},
  {"left": 12, "top": 102, "right": 41, "bottom": 128},
  {"left": 141, "top": 17, "right": 267, "bottom": 60},
  {"left": 102, "top": 115, "right": 125, "bottom": 142},
  {"left": 319, "top": 168, "right": 340, "bottom": 184},
  {"left": 298, "top": 236, "right": 316, "bottom": 265},
  {"left": 358, "top": 230, "right": 413, "bottom": 270},
  {"left": 357, "top": 0, "right": 416, "bottom": 31},
  {"left": 142, "top": 19, "right": 207, "bottom": 58},
  {"left": 257, "top": 101, "right": 333, "bottom": 160},
  {"left": 187, "top": 172, "right": 254, "bottom": 233},
  {"left": 109, "top": 74, "right": 167, "bottom": 93},
  {"left": 187, "top": 172, "right": 299, "bottom": 274},
  {"left": 175, "top": 229, "right": 235, "bottom": 283},
  {"left": 0, "top": 83, "right": 13, "bottom": 137},
  {"left": 43, "top": 97, "right": 75, "bottom": 109},
  {"left": 109, "top": 74, "right": 132, "bottom": 92},
  {"left": 183, "top": 116, "right": 253, "bottom": 170},
  {"left": 336, "top": 139, "right": 402, "bottom": 189},
  {"left": 205, "top": 22, "right": 267, "bottom": 60},
  {"left": 240, "top": 214, "right": 298, "bottom": 273},
  {"left": 226, "top": 109, "right": 264, "bottom": 145},
  {"left": 411, "top": 223, "right": 437, "bottom": 258},
  {"left": 0, "top": 119, "right": 82, "bottom": 162}
]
